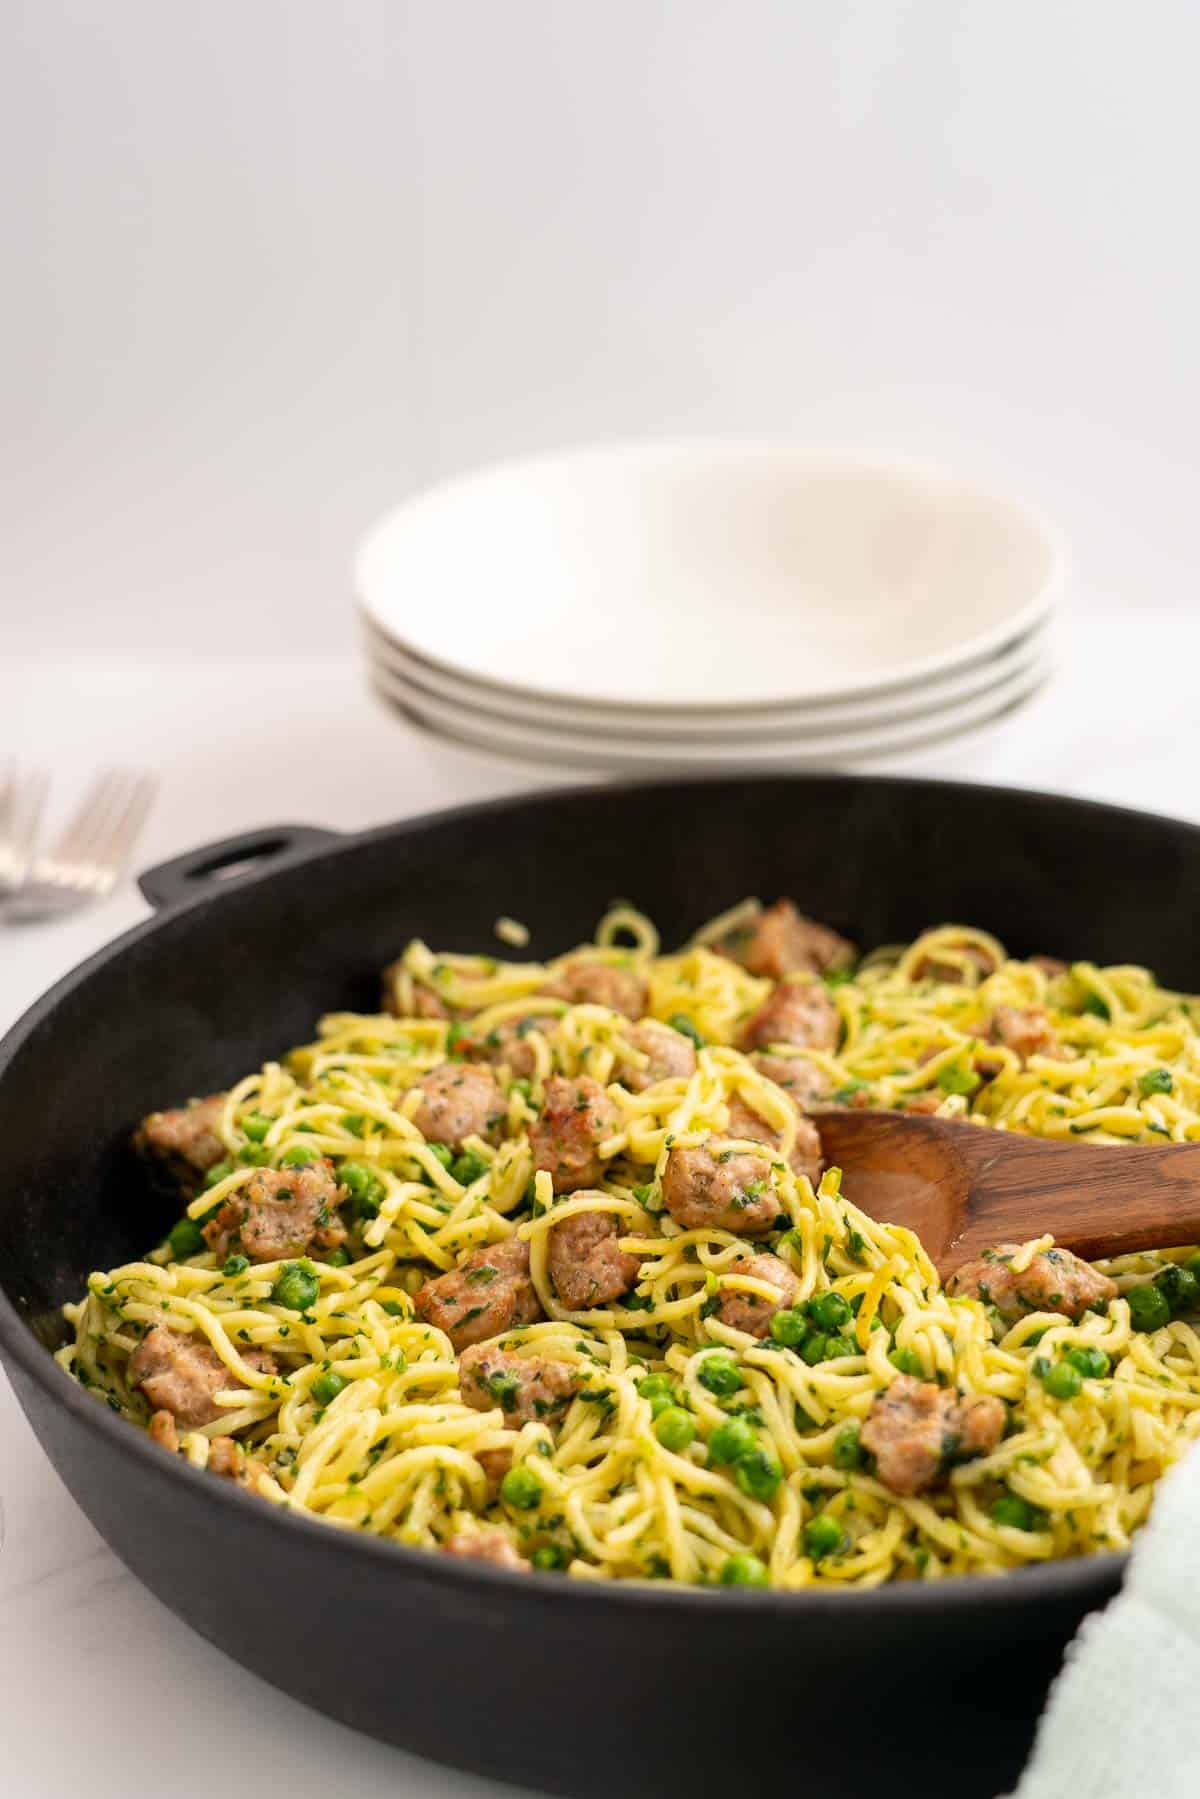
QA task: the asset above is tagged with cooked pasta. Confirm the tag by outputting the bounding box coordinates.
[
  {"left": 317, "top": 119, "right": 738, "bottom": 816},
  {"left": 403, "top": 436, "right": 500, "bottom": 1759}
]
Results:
[{"left": 59, "top": 902, "right": 1200, "bottom": 1588}]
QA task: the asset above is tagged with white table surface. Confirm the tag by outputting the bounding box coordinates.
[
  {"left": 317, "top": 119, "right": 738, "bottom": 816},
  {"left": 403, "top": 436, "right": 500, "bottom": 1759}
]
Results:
[{"left": 0, "top": 622, "right": 1193, "bottom": 1799}]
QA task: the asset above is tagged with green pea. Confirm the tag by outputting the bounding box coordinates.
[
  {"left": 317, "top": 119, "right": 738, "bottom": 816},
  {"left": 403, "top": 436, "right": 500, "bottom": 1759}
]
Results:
[
  {"left": 1040, "top": 1360, "right": 1083, "bottom": 1401},
  {"left": 237, "top": 1144, "right": 271, "bottom": 1167},
  {"left": 311, "top": 1371, "right": 347, "bottom": 1406},
  {"left": 707, "top": 1416, "right": 758, "bottom": 1466},
  {"left": 804, "top": 1515, "right": 843, "bottom": 1561},
  {"left": 325, "top": 1246, "right": 351, "bottom": 1267},
  {"left": 167, "top": 1216, "right": 206, "bottom": 1259},
  {"left": 823, "top": 1334, "right": 858, "bottom": 1361},
  {"left": 636, "top": 1373, "right": 674, "bottom": 1401},
  {"left": 833, "top": 1423, "right": 865, "bottom": 1469},
  {"left": 1127, "top": 1282, "right": 1171, "bottom": 1332},
  {"left": 768, "top": 1307, "right": 808, "bottom": 1348},
  {"left": 697, "top": 1354, "right": 742, "bottom": 1397},
  {"left": 427, "top": 1142, "right": 454, "bottom": 1169},
  {"left": 450, "top": 1150, "right": 489, "bottom": 1186},
  {"left": 1155, "top": 1263, "right": 1199, "bottom": 1316},
  {"left": 338, "top": 1160, "right": 385, "bottom": 1219},
  {"left": 648, "top": 1392, "right": 677, "bottom": 1420},
  {"left": 889, "top": 1347, "right": 923, "bottom": 1378},
  {"left": 719, "top": 1553, "right": 769, "bottom": 1587},
  {"left": 531, "top": 1543, "right": 568, "bottom": 1571},
  {"left": 281, "top": 1143, "right": 316, "bottom": 1167},
  {"left": 1138, "top": 1067, "right": 1174, "bottom": 1097},
  {"left": 1064, "top": 1346, "right": 1110, "bottom": 1380},
  {"left": 202, "top": 1158, "right": 234, "bottom": 1189},
  {"left": 339, "top": 1159, "right": 372, "bottom": 1193},
  {"left": 500, "top": 1466, "right": 542, "bottom": 1510},
  {"left": 654, "top": 1407, "right": 696, "bottom": 1453},
  {"left": 991, "top": 1493, "right": 1044, "bottom": 1532},
  {"left": 272, "top": 1261, "right": 320, "bottom": 1312},
  {"left": 667, "top": 1012, "right": 706, "bottom": 1049},
  {"left": 733, "top": 1445, "right": 782, "bottom": 1501},
  {"left": 937, "top": 1062, "right": 980, "bottom": 1096},
  {"left": 1185, "top": 1253, "right": 1200, "bottom": 1285},
  {"left": 242, "top": 1112, "right": 272, "bottom": 1142},
  {"left": 807, "top": 1290, "right": 852, "bottom": 1332},
  {"left": 800, "top": 1334, "right": 829, "bottom": 1366},
  {"left": 222, "top": 1253, "right": 250, "bottom": 1278}
]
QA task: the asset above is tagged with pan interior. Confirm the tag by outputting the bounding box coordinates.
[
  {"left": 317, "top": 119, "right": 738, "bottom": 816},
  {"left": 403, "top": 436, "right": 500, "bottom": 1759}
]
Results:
[{"left": 1, "top": 774, "right": 1195, "bottom": 1338}]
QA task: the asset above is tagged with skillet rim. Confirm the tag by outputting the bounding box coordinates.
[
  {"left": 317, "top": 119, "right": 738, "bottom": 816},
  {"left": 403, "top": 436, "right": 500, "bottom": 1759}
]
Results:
[{"left": 3, "top": 766, "right": 1188, "bottom": 1619}]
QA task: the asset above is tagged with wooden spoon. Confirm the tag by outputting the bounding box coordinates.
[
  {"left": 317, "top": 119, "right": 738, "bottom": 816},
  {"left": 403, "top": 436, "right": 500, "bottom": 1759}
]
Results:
[{"left": 809, "top": 1109, "right": 1200, "bottom": 1279}]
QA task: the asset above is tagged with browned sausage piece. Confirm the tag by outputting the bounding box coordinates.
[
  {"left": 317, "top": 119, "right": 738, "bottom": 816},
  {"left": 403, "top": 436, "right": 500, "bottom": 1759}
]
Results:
[
  {"left": 147, "top": 1409, "right": 180, "bottom": 1454},
  {"left": 1030, "top": 955, "right": 1068, "bottom": 979},
  {"left": 750, "top": 1052, "right": 827, "bottom": 1110},
  {"left": 206, "top": 1436, "right": 271, "bottom": 1492},
  {"left": 381, "top": 961, "right": 451, "bottom": 1019},
  {"left": 202, "top": 1161, "right": 347, "bottom": 1263},
  {"left": 128, "top": 1326, "right": 277, "bottom": 1428},
  {"left": 529, "top": 1074, "right": 620, "bottom": 1193},
  {"left": 739, "top": 980, "right": 840, "bottom": 1054},
  {"left": 723, "top": 900, "right": 856, "bottom": 980},
  {"left": 207, "top": 1435, "right": 244, "bottom": 1478},
  {"left": 712, "top": 1253, "right": 800, "bottom": 1337},
  {"left": 987, "top": 1006, "right": 1061, "bottom": 1062},
  {"left": 540, "top": 959, "right": 648, "bottom": 1019},
  {"left": 547, "top": 1208, "right": 640, "bottom": 1310},
  {"left": 414, "top": 1237, "right": 543, "bottom": 1350},
  {"left": 459, "top": 1014, "right": 559, "bottom": 1079},
  {"left": 726, "top": 1093, "right": 823, "bottom": 1186},
  {"left": 947, "top": 1244, "right": 1117, "bottom": 1321},
  {"left": 411, "top": 1063, "right": 506, "bottom": 1150},
  {"left": 620, "top": 1019, "right": 697, "bottom": 1093},
  {"left": 661, "top": 1144, "right": 781, "bottom": 1236},
  {"left": 459, "top": 1343, "right": 579, "bottom": 1423},
  {"left": 860, "top": 1376, "right": 1006, "bottom": 1496},
  {"left": 134, "top": 1093, "right": 228, "bottom": 1190},
  {"left": 911, "top": 939, "right": 1001, "bottom": 984},
  {"left": 476, "top": 1447, "right": 512, "bottom": 1498},
  {"left": 443, "top": 1527, "right": 529, "bottom": 1569}
]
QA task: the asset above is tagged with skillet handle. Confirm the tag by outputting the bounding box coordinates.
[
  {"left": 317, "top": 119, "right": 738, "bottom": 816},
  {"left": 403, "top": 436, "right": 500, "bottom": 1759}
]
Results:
[{"left": 138, "top": 824, "right": 343, "bottom": 911}]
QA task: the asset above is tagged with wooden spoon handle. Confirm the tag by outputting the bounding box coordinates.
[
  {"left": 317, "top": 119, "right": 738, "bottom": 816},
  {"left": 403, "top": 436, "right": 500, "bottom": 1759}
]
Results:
[{"left": 948, "top": 1129, "right": 1200, "bottom": 1265}]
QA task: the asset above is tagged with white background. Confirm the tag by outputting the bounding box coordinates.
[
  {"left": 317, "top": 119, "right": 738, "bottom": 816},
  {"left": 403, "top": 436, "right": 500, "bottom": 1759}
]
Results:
[
  {"left": 4, "top": 0, "right": 1199, "bottom": 659},
  {"left": 3, "top": 8, "right": 1200, "bottom": 1797}
]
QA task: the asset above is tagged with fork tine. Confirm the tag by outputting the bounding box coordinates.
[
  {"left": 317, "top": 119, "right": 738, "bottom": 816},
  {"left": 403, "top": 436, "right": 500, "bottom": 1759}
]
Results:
[
  {"left": 48, "top": 769, "right": 126, "bottom": 865},
  {"left": 0, "top": 765, "right": 50, "bottom": 892},
  {"left": 94, "top": 773, "right": 156, "bottom": 878},
  {"left": 14, "top": 766, "right": 50, "bottom": 862},
  {"left": 2, "top": 765, "right": 153, "bottom": 921}
]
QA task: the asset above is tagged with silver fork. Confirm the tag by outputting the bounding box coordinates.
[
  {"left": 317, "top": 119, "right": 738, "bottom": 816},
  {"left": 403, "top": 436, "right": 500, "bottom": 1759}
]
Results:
[
  {"left": 0, "top": 762, "right": 51, "bottom": 899},
  {"left": 2, "top": 768, "right": 156, "bottom": 923}
]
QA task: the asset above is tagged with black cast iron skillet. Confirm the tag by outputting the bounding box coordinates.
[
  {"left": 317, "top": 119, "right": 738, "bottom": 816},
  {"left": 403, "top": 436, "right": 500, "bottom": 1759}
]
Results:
[{"left": 2, "top": 774, "right": 1195, "bottom": 1799}]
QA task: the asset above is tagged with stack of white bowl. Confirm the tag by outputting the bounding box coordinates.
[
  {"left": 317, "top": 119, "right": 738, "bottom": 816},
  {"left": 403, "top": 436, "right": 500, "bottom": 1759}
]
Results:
[{"left": 356, "top": 444, "right": 1060, "bottom": 774}]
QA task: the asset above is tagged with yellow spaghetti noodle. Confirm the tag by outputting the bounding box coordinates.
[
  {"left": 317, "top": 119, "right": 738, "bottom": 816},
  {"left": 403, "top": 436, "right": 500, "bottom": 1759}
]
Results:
[{"left": 59, "top": 907, "right": 1200, "bottom": 1588}]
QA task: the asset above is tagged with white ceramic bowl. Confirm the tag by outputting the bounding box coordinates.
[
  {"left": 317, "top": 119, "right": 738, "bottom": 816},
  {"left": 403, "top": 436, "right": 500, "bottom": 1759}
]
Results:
[
  {"left": 356, "top": 442, "right": 1063, "bottom": 711},
  {"left": 363, "top": 612, "right": 1050, "bottom": 739},
  {"left": 370, "top": 646, "right": 1052, "bottom": 772}
]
